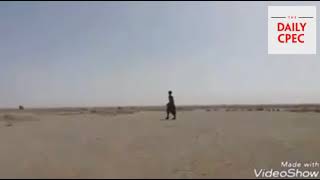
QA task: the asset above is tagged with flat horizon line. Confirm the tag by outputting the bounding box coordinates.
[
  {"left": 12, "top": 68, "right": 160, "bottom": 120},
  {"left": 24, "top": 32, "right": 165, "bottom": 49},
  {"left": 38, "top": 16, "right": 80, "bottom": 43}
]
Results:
[{"left": 2, "top": 103, "right": 320, "bottom": 110}]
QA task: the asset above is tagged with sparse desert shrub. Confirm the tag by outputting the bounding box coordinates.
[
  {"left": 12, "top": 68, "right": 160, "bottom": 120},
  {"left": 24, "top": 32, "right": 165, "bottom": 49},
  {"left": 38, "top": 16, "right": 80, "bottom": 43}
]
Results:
[
  {"left": 3, "top": 114, "right": 14, "bottom": 120},
  {"left": 5, "top": 122, "right": 12, "bottom": 127},
  {"left": 19, "top": 105, "right": 24, "bottom": 110},
  {"left": 256, "top": 107, "right": 264, "bottom": 111}
]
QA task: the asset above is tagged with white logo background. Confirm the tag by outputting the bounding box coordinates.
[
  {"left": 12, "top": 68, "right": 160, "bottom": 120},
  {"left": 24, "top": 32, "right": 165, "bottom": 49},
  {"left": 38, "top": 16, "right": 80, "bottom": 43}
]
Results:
[{"left": 268, "top": 6, "right": 316, "bottom": 54}]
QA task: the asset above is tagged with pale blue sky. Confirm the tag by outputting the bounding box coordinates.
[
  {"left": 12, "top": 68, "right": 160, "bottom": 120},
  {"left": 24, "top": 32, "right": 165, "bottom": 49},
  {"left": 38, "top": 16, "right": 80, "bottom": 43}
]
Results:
[{"left": 1, "top": 1, "right": 320, "bottom": 108}]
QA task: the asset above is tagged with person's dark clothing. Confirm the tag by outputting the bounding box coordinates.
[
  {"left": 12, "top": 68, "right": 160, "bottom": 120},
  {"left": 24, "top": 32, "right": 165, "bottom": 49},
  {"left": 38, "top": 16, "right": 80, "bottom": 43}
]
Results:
[{"left": 167, "top": 95, "right": 176, "bottom": 116}]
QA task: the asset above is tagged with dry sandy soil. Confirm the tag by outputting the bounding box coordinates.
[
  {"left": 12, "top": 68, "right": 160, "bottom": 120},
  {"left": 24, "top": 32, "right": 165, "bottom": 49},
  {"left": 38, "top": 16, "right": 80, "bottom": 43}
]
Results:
[{"left": 0, "top": 106, "right": 319, "bottom": 178}]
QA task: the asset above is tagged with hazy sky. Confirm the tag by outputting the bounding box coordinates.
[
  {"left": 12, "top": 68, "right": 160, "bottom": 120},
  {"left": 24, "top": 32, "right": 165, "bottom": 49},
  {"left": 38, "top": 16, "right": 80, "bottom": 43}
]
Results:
[{"left": 1, "top": 1, "right": 320, "bottom": 107}]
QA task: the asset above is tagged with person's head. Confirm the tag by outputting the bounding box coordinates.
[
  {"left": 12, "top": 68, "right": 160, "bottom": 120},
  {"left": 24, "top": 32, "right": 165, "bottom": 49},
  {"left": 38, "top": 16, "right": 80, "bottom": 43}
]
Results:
[{"left": 168, "top": 91, "right": 172, "bottom": 95}]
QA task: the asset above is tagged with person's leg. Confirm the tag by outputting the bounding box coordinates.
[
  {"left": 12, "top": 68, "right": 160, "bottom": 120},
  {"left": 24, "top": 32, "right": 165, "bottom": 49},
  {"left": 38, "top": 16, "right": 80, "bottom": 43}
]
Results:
[
  {"left": 172, "top": 112, "right": 176, "bottom": 120},
  {"left": 172, "top": 106, "right": 176, "bottom": 120},
  {"left": 171, "top": 108, "right": 176, "bottom": 120},
  {"left": 166, "top": 105, "right": 169, "bottom": 119}
]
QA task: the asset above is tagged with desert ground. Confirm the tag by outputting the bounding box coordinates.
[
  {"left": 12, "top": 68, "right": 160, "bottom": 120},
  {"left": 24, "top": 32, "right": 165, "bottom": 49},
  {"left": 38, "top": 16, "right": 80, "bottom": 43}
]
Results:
[{"left": 0, "top": 105, "right": 319, "bottom": 178}]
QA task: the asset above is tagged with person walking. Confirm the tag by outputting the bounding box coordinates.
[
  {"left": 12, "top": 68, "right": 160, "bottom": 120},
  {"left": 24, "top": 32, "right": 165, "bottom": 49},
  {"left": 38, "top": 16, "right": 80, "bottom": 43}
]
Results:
[{"left": 166, "top": 91, "right": 176, "bottom": 120}]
